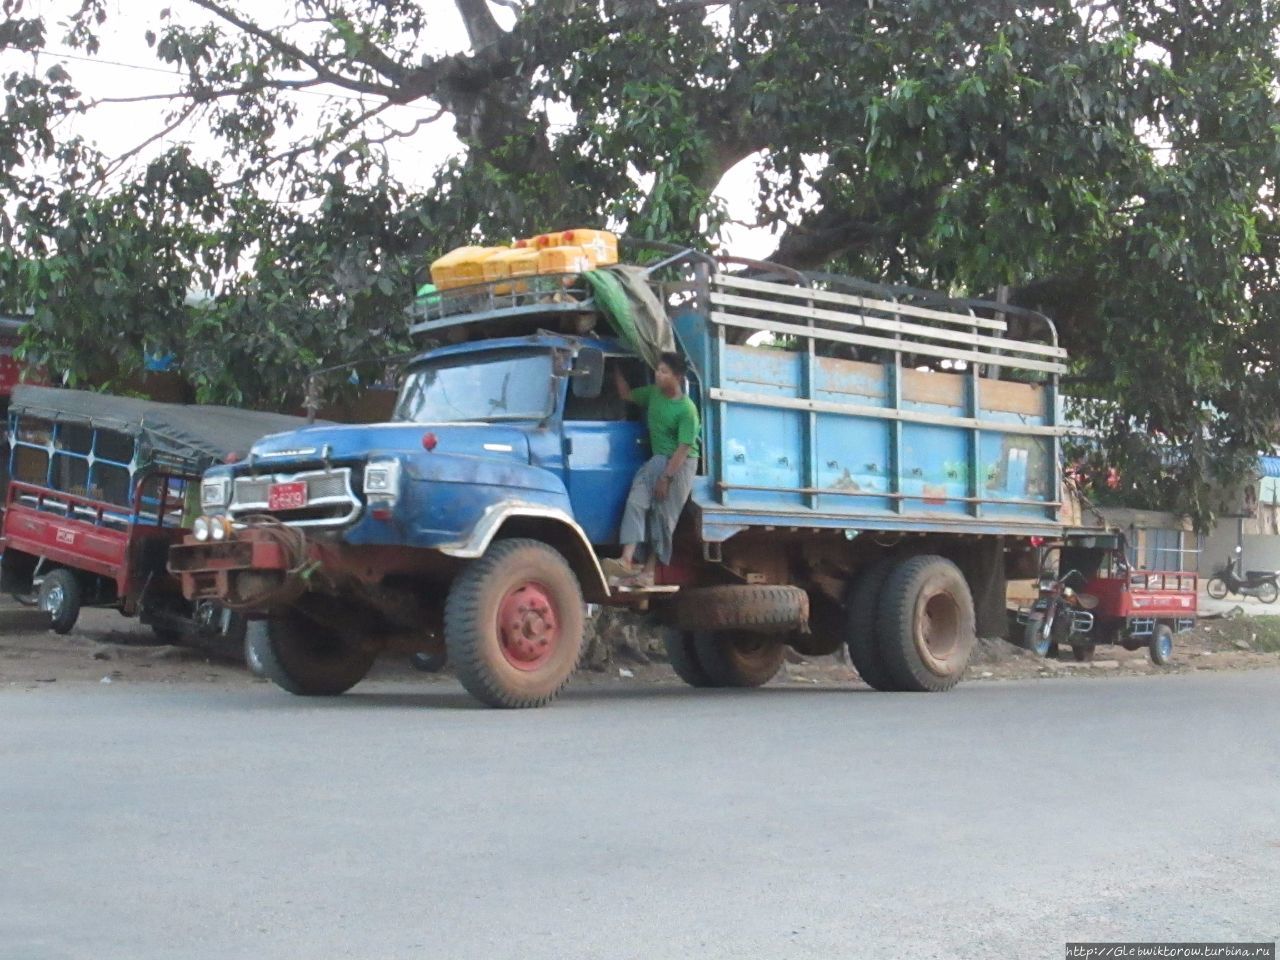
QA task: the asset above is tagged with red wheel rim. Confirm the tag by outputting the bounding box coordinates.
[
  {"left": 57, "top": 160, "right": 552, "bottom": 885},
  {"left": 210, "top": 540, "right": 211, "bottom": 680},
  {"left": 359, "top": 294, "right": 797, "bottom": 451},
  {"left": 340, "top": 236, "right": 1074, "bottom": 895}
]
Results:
[{"left": 496, "top": 581, "right": 560, "bottom": 671}]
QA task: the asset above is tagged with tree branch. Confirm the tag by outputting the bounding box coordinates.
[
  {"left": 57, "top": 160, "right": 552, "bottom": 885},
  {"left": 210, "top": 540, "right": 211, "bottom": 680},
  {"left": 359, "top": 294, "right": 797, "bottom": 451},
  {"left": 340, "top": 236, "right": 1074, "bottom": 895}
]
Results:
[
  {"left": 454, "top": 0, "right": 504, "bottom": 48},
  {"left": 187, "top": 0, "right": 400, "bottom": 97}
]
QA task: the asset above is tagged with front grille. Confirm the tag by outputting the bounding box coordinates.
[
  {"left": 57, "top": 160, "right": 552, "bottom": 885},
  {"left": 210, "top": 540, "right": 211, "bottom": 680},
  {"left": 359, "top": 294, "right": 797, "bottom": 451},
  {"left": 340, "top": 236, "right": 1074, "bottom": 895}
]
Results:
[{"left": 229, "top": 467, "right": 361, "bottom": 527}]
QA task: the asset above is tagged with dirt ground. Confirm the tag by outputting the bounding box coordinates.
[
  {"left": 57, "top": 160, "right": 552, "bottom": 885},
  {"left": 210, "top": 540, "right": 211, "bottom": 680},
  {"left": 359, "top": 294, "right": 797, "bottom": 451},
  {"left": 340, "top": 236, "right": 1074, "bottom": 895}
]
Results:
[{"left": 4, "top": 597, "right": 1279, "bottom": 693}]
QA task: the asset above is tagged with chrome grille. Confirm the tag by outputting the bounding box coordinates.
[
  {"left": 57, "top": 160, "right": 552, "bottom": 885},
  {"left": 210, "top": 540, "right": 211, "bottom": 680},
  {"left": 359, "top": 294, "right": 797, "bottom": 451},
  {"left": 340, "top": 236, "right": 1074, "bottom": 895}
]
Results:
[{"left": 229, "top": 467, "right": 361, "bottom": 527}]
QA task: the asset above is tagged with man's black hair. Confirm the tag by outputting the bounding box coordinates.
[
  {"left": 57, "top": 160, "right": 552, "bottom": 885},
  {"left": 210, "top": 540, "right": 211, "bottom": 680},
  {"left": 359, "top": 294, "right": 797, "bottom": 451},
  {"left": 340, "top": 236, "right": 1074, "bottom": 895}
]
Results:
[{"left": 658, "top": 351, "right": 687, "bottom": 377}]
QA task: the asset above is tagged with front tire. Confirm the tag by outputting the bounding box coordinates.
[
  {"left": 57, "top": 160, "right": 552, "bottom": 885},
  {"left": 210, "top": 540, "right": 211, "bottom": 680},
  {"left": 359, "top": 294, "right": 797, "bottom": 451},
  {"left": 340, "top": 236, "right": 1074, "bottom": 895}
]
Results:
[
  {"left": 39, "top": 569, "right": 82, "bottom": 635},
  {"left": 444, "top": 538, "right": 585, "bottom": 708},
  {"left": 252, "top": 607, "right": 377, "bottom": 696},
  {"left": 1258, "top": 581, "right": 1279, "bottom": 604},
  {"left": 1206, "top": 577, "right": 1228, "bottom": 600},
  {"left": 878, "top": 556, "right": 975, "bottom": 692},
  {"left": 692, "top": 630, "right": 785, "bottom": 687}
]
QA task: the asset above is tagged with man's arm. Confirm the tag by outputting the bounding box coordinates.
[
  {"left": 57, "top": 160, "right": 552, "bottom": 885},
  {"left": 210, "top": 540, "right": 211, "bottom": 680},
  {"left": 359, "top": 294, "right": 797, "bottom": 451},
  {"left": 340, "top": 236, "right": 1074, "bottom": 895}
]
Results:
[{"left": 654, "top": 443, "right": 692, "bottom": 501}]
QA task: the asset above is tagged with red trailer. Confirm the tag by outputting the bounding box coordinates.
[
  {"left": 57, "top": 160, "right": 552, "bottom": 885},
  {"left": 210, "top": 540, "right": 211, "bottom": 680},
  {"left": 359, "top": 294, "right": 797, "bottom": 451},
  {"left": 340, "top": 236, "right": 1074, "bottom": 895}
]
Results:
[{"left": 1022, "top": 533, "right": 1197, "bottom": 665}]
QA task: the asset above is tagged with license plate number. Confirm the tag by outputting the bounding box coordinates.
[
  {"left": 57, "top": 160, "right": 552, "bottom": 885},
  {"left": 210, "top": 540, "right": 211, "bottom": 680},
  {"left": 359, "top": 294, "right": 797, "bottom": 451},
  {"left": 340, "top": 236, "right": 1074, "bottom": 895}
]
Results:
[{"left": 267, "top": 481, "right": 308, "bottom": 511}]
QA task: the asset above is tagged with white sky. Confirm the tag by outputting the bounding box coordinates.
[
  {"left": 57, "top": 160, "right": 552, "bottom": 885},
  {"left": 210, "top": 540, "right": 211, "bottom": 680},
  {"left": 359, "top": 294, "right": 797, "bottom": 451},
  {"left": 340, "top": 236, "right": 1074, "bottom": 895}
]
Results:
[{"left": 4, "top": 0, "right": 776, "bottom": 258}]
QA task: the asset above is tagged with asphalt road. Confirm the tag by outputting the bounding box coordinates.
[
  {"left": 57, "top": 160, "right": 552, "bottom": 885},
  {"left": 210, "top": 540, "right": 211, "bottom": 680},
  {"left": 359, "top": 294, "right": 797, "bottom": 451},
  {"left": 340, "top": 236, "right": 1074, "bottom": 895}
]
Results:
[{"left": 3, "top": 671, "right": 1279, "bottom": 960}]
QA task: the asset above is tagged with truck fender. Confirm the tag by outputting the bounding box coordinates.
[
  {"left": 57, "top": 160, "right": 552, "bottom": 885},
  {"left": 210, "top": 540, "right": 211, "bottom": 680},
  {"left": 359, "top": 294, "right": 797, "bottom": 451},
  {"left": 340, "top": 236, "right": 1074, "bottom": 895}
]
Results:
[{"left": 437, "top": 502, "right": 610, "bottom": 602}]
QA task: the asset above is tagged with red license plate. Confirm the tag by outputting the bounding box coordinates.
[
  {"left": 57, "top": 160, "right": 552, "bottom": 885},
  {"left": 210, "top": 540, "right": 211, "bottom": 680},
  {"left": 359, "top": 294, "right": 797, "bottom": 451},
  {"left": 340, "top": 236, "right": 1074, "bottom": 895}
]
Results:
[{"left": 267, "top": 481, "right": 308, "bottom": 511}]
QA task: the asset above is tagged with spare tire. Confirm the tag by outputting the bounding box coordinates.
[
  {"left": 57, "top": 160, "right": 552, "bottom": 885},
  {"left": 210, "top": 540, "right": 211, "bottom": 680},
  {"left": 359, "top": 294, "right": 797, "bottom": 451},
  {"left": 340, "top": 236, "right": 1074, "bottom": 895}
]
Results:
[{"left": 674, "top": 584, "right": 808, "bottom": 634}]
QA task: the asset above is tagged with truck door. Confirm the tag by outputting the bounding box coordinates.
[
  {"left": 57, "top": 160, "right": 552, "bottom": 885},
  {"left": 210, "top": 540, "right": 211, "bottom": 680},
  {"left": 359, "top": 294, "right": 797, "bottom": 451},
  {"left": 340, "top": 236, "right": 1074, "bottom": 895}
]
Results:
[{"left": 561, "top": 357, "right": 650, "bottom": 545}]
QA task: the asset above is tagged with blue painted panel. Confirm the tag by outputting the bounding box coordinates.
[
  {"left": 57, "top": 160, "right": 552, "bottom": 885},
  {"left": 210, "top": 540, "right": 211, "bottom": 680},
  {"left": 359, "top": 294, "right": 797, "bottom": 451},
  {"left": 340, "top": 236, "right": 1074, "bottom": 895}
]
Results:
[
  {"left": 813, "top": 412, "right": 894, "bottom": 514},
  {"left": 719, "top": 345, "right": 805, "bottom": 509},
  {"left": 563, "top": 420, "right": 650, "bottom": 544},
  {"left": 900, "top": 423, "right": 969, "bottom": 516},
  {"left": 978, "top": 433, "right": 1055, "bottom": 520},
  {"left": 721, "top": 344, "right": 802, "bottom": 397},
  {"left": 721, "top": 405, "right": 806, "bottom": 509},
  {"left": 812, "top": 358, "right": 889, "bottom": 408}
]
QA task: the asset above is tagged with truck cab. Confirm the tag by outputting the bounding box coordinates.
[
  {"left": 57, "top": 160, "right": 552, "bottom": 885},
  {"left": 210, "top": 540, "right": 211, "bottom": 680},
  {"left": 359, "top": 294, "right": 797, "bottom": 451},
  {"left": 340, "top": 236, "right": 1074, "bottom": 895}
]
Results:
[{"left": 171, "top": 248, "right": 1079, "bottom": 707}]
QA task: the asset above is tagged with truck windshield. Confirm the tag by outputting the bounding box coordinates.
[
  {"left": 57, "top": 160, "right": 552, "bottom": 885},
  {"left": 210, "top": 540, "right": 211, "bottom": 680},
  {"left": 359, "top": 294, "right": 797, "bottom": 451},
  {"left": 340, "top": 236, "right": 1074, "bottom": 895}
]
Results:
[{"left": 394, "top": 351, "right": 554, "bottom": 423}]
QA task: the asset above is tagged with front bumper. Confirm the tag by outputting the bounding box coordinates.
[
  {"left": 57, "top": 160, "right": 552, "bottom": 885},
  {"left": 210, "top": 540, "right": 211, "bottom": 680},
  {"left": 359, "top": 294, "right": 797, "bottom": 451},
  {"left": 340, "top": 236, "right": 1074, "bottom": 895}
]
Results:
[{"left": 168, "top": 529, "right": 309, "bottom": 609}]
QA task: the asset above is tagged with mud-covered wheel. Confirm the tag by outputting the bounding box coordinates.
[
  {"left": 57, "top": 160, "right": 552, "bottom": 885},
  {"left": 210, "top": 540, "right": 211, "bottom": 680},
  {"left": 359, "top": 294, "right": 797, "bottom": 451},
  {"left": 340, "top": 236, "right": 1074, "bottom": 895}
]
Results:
[
  {"left": 1072, "top": 643, "right": 1096, "bottom": 662},
  {"left": 1206, "top": 577, "right": 1228, "bottom": 600},
  {"left": 444, "top": 538, "right": 585, "bottom": 708},
  {"left": 692, "top": 630, "right": 784, "bottom": 687},
  {"left": 878, "top": 555, "right": 975, "bottom": 692},
  {"left": 663, "top": 631, "right": 716, "bottom": 687},
  {"left": 845, "top": 559, "right": 899, "bottom": 691},
  {"left": 39, "top": 569, "right": 82, "bottom": 635},
  {"left": 1148, "top": 624, "right": 1174, "bottom": 666},
  {"left": 252, "top": 607, "right": 377, "bottom": 696}
]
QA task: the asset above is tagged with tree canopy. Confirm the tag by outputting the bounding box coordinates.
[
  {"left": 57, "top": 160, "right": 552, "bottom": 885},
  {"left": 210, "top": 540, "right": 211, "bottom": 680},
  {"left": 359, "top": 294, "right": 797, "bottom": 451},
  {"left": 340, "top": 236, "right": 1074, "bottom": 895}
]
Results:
[{"left": 2, "top": 0, "right": 1280, "bottom": 526}]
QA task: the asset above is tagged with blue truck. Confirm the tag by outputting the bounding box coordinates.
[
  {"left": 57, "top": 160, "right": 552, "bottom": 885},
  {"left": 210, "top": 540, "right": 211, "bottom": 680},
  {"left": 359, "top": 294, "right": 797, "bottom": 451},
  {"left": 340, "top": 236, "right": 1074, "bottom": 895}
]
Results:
[{"left": 168, "top": 249, "right": 1072, "bottom": 707}]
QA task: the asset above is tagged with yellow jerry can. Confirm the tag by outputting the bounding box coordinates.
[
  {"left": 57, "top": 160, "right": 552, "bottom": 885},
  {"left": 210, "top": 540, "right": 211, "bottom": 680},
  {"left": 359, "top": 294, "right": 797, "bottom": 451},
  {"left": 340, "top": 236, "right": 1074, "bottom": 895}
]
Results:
[
  {"left": 537, "top": 229, "right": 619, "bottom": 268},
  {"left": 430, "top": 245, "right": 509, "bottom": 290},
  {"left": 536, "top": 245, "right": 593, "bottom": 276},
  {"left": 481, "top": 247, "right": 541, "bottom": 294}
]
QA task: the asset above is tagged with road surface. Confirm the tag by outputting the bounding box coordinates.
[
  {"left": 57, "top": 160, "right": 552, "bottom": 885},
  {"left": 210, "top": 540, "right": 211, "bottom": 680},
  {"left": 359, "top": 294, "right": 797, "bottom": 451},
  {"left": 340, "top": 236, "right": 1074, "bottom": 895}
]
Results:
[{"left": 2, "top": 670, "right": 1278, "bottom": 959}]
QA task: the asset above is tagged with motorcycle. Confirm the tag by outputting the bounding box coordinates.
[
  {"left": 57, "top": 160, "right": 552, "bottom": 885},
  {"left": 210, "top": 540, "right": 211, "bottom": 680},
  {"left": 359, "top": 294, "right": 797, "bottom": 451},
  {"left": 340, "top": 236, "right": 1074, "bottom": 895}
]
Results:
[
  {"left": 1023, "top": 568, "right": 1099, "bottom": 661},
  {"left": 1205, "top": 547, "right": 1278, "bottom": 603}
]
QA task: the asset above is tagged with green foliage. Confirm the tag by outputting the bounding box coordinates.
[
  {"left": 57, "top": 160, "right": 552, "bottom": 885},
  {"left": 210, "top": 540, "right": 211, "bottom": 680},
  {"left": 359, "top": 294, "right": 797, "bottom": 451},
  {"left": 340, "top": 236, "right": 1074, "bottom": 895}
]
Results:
[{"left": 2, "top": 0, "right": 1280, "bottom": 528}]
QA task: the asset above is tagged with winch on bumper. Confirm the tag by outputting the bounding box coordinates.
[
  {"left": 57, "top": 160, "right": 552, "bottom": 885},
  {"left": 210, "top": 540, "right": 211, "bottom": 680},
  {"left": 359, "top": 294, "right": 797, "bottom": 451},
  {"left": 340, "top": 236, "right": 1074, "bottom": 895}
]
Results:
[{"left": 167, "top": 527, "right": 316, "bottom": 611}]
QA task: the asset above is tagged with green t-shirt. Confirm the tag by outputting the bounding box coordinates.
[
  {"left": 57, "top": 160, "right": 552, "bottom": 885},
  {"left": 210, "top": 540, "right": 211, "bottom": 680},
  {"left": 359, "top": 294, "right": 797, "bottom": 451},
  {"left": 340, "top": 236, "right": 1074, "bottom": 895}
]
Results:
[{"left": 630, "top": 385, "right": 701, "bottom": 459}]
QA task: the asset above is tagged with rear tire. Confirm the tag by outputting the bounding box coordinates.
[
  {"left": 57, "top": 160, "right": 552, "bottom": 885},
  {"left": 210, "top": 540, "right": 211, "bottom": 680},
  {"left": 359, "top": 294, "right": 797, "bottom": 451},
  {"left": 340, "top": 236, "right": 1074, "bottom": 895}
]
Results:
[
  {"left": 252, "top": 607, "right": 376, "bottom": 696},
  {"left": 1258, "top": 581, "right": 1279, "bottom": 604},
  {"left": 845, "top": 559, "right": 899, "bottom": 691},
  {"left": 1206, "top": 577, "right": 1228, "bottom": 600},
  {"left": 1148, "top": 624, "right": 1174, "bottom": 666},
  {"left": 444, "top": 538, "right": 585, "bottom": 708},
  {"left": 663, "top": 631, "right": 716, "bottom": 687},
  {"left": 877, "top": 556, "right": 975, "bottom": 692},
  {"left": 692, "top": 631, "right": 784, "bottom": 688},
  {"left": 39, "top": 569, "right": 82, "bottom": 635}
]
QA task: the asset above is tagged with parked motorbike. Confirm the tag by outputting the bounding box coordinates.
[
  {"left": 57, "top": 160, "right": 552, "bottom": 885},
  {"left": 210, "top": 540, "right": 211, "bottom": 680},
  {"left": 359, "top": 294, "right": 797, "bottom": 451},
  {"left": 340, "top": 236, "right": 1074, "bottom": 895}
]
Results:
[
  {"left": 1205, "top": 547, "right": 1279, "bottom": 603},
  {"left": 1023, "top": 568, "right": 1099, "bottom": 661}
]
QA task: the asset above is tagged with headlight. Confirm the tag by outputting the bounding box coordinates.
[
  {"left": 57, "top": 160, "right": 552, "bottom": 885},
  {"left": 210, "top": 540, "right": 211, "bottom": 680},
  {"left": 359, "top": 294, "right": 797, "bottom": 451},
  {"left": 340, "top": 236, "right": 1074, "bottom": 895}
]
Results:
[
  {"left": 363, "top": 459, "right": 401, "bottom": 496},
  {"left": 210, "top": 516, "right": 229, "bottom": 541},
  {"left": 201, "top": 478, "right": 230, "bottom": 509},
  {"left": 193, "top": 516, "right": 211, "bottom": 542}
]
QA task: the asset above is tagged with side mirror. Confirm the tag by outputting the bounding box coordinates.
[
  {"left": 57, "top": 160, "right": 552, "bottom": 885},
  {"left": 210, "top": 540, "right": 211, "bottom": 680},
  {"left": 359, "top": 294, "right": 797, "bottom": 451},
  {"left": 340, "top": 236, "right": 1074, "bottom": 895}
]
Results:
[{"left": 571, "top": 347, "right": 604, "bottom": 399}]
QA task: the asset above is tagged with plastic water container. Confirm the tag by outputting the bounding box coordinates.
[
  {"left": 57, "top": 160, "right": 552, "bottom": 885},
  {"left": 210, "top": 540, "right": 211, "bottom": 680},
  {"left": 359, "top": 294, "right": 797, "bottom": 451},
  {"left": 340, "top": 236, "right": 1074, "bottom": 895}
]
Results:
[
  {"left": 537, "top": 245, "right": 592, "bottom": 276},
  {"left": 481, "top": 247, "right": 541, "bottom": 293},
  {"left": 537, "top": 229, "right": 618, "bottom": 268},
  {"left": 430, "top": 246, "right": 509, "bottom": 290}
]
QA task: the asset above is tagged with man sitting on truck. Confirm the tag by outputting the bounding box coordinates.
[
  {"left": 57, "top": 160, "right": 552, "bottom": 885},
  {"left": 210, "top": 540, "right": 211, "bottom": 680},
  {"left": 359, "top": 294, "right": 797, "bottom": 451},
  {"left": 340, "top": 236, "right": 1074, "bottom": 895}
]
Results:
[{"left": 603, "top": 352, "right": 701, "bottom": 587}]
